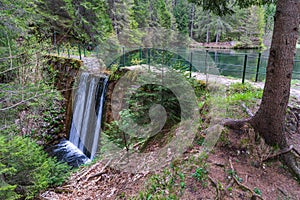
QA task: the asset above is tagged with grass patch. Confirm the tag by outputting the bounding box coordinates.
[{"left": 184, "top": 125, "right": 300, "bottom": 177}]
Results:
[{"left": 207, "top": 82, "right": 262, "bottom": 118}]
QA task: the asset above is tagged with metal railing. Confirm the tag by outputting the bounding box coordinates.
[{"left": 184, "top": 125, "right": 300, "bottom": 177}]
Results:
[{"left": 51, "top": 45, "right": 300, "bottom": 83}]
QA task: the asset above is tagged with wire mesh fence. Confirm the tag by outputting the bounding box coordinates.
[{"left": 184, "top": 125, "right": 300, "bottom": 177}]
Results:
[{"left": 52, "top": 44, "right": 300, "bottom": 83}]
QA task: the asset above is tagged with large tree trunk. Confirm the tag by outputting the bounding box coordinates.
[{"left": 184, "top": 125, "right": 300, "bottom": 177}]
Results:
[
  {"left": 249, "top": 0, "right": 300, "bottom": 178},
  {"left": 250, "top": 0, "right": 300, "bottom": 148}
]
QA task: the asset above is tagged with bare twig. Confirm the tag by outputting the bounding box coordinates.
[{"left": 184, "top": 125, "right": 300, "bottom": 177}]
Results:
[
  {"left": 229, "top": 158, "right": 265, "bottom": 200},
  {"left": 0, "top": 94, "right": 38, "bottom": 111},
  {"left": 208, "top": 175, "right": 221, "bottom": 200},
  {"left": 0, "top": 86, "right": 79, "bottom": 112},
  {"left": 0, "top": 65, "right": 21, "bottom": 75}
]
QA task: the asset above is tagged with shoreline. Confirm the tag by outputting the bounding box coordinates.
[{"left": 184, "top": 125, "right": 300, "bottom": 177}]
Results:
[{"left": 189, "top": 41, "right": 263, "bottom": 50}]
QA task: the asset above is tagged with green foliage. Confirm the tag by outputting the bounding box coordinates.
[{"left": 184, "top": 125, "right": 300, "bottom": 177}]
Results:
[
  {"left": 189, "top": 0, "right": 274, "bottom": 16},
  {"left": 0, "top": 135, "right": 70, "bottom": 199},
  {"left": 192, "top": 167, "right": 208, "bottom": 183},
  {"left": 191, "top": 152, "right": 209, "bottom": 186},
  {"left": 186, "top": 78, "right": 207, "bottom": 98},
  {"left": 132, "top": 166, "right": 186, "bottom": 199},
  {"left": 131, "top": 152, "right": 211, "bottom": 199},
  {"left": 193, "top": 5, "right": 264, "bottom": 46},
  {"left": 173, "top": 0, "right": 189, "bottom": 34},
  {"left": 0, "top": 81, "right": 66, "bottom": 145},
  {"left": 254, "top": 187, "right": 262, "bottom": 195},
  {"left": 132, "top": 0, "right": 150, "bottom": 28},
  {"left": 152, "top": 0, "right": 172, "bottom": 28},
  {"left": 127, "top": 83, "right": 181, "bottom": 125},
  {"left": 102, "top": 120, "right": 128, "bottom": 149},
  {"left": 206, "top": 83, "right": 262, "bottom": 119},
  {"left": 103, "top": 83, "right": 182, "bottom": 150},
  {"left": 228, "top": 82, "right": 259, "bottom": 94}
]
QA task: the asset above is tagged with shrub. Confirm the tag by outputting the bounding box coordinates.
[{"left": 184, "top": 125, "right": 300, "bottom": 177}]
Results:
[{"left": 0, "top": 135, "right": 70, "bottom": 200}]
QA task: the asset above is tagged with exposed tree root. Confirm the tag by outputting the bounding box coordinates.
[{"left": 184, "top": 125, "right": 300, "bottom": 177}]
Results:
[
  {"left": 281, "top": 152, "right": 300, "bottom": 181},
  {"left": 222, "top": 119, "right": 250, "bottom": 130},
  {"left": 224, "top": 118, "right": 300, "bottom": 181},
  {"left": 262, "top": 145, "right": 293, "bottom": 162}
]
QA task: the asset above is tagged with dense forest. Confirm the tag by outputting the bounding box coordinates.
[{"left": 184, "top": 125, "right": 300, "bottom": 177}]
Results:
[
  {"left": 0, "top": 0, "right": 278, "bottom": 83},
  {"left": 1, "top": 0, "right": 300, "bottom": 199},
  {"left": 1, "top": 0, "right": 275, "bottom": 50}
]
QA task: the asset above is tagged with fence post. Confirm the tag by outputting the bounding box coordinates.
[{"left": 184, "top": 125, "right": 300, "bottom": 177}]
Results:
[
  {"left": 189, "top": 52, "right": 193, "bottom": 78},
  {"left": 205, "top": 50, "right": 209, "bottom": 85},
  {"left": 96, "top": 46, "right": 99, "bottom": 57},
  {"left": 255, "top": 53, "right": 261, "bottom": 82},
  {"left": 242, "top": 54, "right": 248, "bottom": 84},
  {"left": 148, "top": 48, "right": 150, "bottom": 71},
  {"left": 67, "top": 47, "right": 70, "bottom": 58},
  {"left": 121, "top": 46, "right": 125, "bottom": 69},
  {"left": 57, "top": 45, "right": 60, "bottom": 56},
  {"left": 78, "top": 44, "right": 82, "bottom": 60},
  {"left": 54, "top": 31, "right": 57, "bottom": 47},
  {"left": 139, "top": 47, "right": 142, "bottom": 62}
]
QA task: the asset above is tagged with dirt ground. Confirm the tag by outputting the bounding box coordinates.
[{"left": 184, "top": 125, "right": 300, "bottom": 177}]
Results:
[{"left": 40, "top": 125, "right": 300, "bottom": 200}]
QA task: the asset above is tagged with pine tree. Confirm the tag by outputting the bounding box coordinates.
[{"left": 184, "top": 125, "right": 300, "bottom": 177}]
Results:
[
  {"left": 172, "top": 0, "right": 189, "bottom": 34},
  {"left": 150, "top": 0, "right": 172, "bottom": 28},
  {"left": 132, "top": 0, "right": 150, "bottom": 28}
]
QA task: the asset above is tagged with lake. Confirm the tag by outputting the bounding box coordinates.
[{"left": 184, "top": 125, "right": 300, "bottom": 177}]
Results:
[{"left": 190, "top": 48, "right": 300, "bottom": 81}]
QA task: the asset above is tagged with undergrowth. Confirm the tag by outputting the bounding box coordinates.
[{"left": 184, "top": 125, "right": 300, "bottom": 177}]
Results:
[
  {"left": 127, "top": 82, "right": 263, "bottom": 199},
  {"left": 207, "top": 82, "right": 262, "bottom": 118},
  {"left": 0, "top": 82, "right": 71, "bottom": 199},
  {"left": 0, "top": 135, "right": 70, "bottom": 200},
  {"left": 130, "top": 152, "right": 209, "bottom": 200}
]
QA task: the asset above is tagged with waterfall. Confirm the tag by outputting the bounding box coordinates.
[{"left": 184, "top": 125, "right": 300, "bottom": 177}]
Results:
[{"left": 53, "top": 72, "right": 108, "bottom": 166}]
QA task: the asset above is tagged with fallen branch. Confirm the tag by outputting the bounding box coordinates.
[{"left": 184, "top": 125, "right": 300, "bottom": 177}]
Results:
[
  {"left": 208, "top": 175, "right": 221, "bottom": 200},
  {"left": 277, "top": 187, "right": 288, "bottom": 197},
  {"left": 86, "top": 159, "right": 112, "bottom": 181},
  {"left": 76, "top": 162, "right": 102, "bottom": 182},
  {"left": 292, "top": 147, "right": 300, "bottom": 158},
  {"left": 229, "top": 158, "right": 265, "bottom": 200},
  {"left": 241, "top": 103, "right": 254, "bottom": 117}
]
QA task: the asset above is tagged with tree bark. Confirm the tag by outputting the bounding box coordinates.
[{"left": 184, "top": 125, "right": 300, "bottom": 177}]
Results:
[
  {"left": 249, "top": 0, "right": 300, "bottom": 178},
  {"left": 249, "top": 0, "right": 300, "bottom": 149},
  {"left": 190, "top": 4, "right": 195, "bottom": 38}
]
